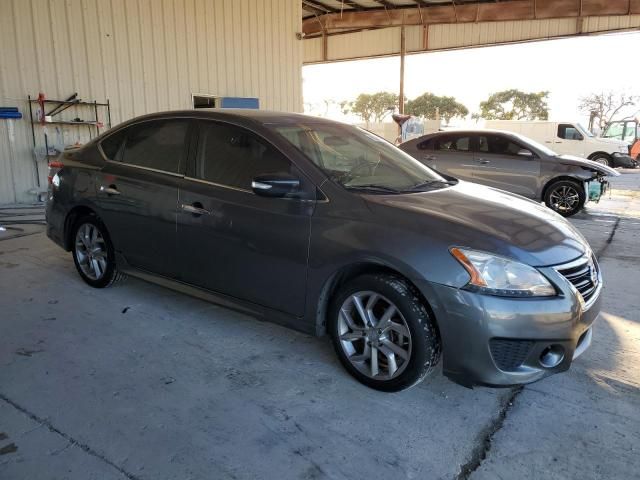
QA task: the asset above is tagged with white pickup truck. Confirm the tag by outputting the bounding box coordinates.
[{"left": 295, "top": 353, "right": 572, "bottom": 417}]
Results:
[{"left": 485, "top": 120, "right": 632, "bottom": 167}]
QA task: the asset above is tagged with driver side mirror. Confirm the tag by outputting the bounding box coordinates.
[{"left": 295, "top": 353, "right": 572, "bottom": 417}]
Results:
[
  {"left": 251, "top": 173, "right": 301, "bottom": 198},
  {"left": 517, "top": 149, "right": 534, "bottom": 158}
]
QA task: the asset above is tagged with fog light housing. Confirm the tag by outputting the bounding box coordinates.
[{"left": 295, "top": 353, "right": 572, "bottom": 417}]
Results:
[{"left": 539, "top": 344, "right": 565, "bottom": 368}]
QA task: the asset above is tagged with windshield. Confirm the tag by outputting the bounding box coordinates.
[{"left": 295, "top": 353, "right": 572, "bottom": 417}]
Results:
[
  {"left": 575, "top": 123, "right": 594, "bottom": 138},
  {"left": 506, "top": 131, "right": 558, "bottom": 156},
  {"left": 270, "top": 122, "right": 448, "bottom": 192}
]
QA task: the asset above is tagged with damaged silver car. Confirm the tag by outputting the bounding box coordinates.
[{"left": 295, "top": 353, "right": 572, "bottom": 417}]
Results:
[{"left": 400, "top": 130, "right": 619, "bottom": 216}]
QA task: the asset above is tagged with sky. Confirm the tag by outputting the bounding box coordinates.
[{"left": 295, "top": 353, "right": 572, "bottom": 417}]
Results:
[{"left": 302, "top": 31, "right": 640, "bottom": 127}]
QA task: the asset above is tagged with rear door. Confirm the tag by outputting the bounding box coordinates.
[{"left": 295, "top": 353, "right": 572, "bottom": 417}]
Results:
[
  {"left": 95, "top": 118, "right": 191, "bottom": 277},
  {"left": 177, "top": 120, "right": 314, "bottom": 317},
  {"left": 416, "top": 134, "right": 475, "bottom": 181},
  {"left": 471, "top": 133, "right": 540, "bottom": 198}
]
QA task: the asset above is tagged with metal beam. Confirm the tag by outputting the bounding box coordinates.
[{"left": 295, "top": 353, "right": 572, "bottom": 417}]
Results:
[
  {"left": 337, "top": 0, "right": 367, "bottom": 10},
  {"left": 302, "top": 1, "right": 339, "bottom": 14},
  {"left": 372, "top": 0, "right": 395, "bottom": 7},
  {"left": 302, "top": 0, "right": 640, "bottom": 36}
]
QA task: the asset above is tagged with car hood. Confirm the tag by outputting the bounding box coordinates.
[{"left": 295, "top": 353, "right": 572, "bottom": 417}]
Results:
[
  {"left": 364, "top": 181, "right": 591, "bottom": 267},
  {"left": 595, "top": 136, "right": 627, "bottom": 147},
  {"left": 555, "top": 155, "right": 620, "bottom": 176}
]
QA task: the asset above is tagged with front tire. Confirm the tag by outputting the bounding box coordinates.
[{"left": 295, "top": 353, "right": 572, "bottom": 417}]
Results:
[
  {"left": 544, "top": 180, "right": 585, "bottom": 217},
  {"left": 328, "top": 274, "right": 441, "bottom": 392},
  {"left": 591, "top": 154, "right": 611, "bottom": 167},
  {"left": 72, "top": 215, "right": 124, "bottom": 288}
]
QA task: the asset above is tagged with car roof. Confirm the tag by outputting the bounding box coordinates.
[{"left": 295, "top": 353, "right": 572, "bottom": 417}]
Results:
[
  {"left": 414, "top": 129, "right": 524, "bottom": 140},
  {"left": 119, "top": 109, "right": 341, "bottom": 127}
]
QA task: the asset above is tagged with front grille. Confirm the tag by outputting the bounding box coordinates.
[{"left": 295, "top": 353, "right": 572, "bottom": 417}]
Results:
[
  {"left": 556, "top": 255, "right": 599, "bottom": 304},
  {"left": 489, "top": 339, "right": 534, "bottom": 371}
]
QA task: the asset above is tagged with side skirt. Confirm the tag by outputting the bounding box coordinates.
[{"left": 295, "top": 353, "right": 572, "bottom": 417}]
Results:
[{"left": 116, "top": 255, "right": 314, "bottom": 336}]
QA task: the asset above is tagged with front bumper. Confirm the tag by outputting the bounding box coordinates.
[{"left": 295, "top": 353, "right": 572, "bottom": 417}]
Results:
[
  {"left": 416, "top": 260, "right": 601, "bottom": 388},
  {"left": 612, "top": 153, "right": 636, "bottom": 168}
]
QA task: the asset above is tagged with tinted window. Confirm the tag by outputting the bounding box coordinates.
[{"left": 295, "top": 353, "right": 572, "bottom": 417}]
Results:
[
  {"left": 557, "top": 124, "right": 583, "bottom": 140},
  {"left": 121, "top": 120, "right": 189, "bottom": 173},
  {"left": 478, "top": 135, "right": 526, "bottom": 155},
  {"left": 417, "top": 138, "right": 433, "bottom": 150},
  {"left": 100, "top": 130, "right": 126, "bottom": 160},
  {"left": 434, "top": 135, "right": 470, "bottom": 152},
  {"left": 197, "top": 122, "right": 291, "bottom": 190}
]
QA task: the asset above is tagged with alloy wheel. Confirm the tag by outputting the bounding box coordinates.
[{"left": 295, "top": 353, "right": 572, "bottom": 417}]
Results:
[
  {"left": 337, "top": 291, "right": 412, "bottom": 380},
  {"left": 74, "top": 223, "right": 108, "bottom": 280},
  {"left": 549, "top": 185, "right": 580, "bottom": 213}
]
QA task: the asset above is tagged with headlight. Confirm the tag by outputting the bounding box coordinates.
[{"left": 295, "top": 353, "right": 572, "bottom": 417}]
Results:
[{"left": 450, "top": 247, "right": 556, "bottom": 297}]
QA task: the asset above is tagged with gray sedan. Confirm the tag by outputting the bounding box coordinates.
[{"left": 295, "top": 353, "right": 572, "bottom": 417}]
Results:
[
  {"left": 400, "top": 129, "right": 619, "bottom": 216},
  {"left": 46, "top": 111, "right": 601, "bottom": 391}
]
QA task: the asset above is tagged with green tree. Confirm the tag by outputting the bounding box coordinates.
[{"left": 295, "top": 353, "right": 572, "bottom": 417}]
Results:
[
  {"left": 341, "top": 92, "right": 398, "bottom": 126},
  {"left": 406, "top": 93, "right": 469, "bottom": 124},
  {"left": 476, "top": 89, "right": 549, "bottom": 120}
]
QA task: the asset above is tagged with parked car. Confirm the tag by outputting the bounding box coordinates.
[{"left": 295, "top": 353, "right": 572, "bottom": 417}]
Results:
[
  {"left": 47, "top": 110, "right": 602, "bottom": 391},
  {"left": 484, "top": 120, "right": 634, "bottom": 167},
  {"left": 400, "top": 129, "right": 618, "bottom": 217}
]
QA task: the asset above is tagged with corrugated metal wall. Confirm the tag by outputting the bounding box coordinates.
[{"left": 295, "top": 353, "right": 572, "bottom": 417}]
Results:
[
  {"left": 303, "top": 15, "right": 640, "bottom": 63},
  {"left": 0, "top": 0, "right": 303, "bottom": 204}
]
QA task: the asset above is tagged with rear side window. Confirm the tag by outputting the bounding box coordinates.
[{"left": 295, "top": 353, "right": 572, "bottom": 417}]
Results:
[
  {"left": 196, "top": 122, "right": 291, "bottom": 190},
  {"left": 121, "top": 120, "right": 189, "bottom": 173},
  {"left": 434, "top": 135, "right": 470, "bottom": 152},
  {"left": 477, "top": 135, "right": 526, "bottom": 155},
  {"left": 417, "top": 138, "right": 433, "bottom": 150},
  {"left": 100, "top": 130, "right": 126, "bottom": 160},
  {"left": 557, "top": 124, "right": 583, "bottom": 140}
]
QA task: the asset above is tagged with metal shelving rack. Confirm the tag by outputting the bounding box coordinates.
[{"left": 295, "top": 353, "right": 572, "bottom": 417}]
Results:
[
  {"left": 27, "top": 94, "right": 111, "bottom": 189},
  {"left": 27, "top": 94, "right": 111, "bottom": 146}
]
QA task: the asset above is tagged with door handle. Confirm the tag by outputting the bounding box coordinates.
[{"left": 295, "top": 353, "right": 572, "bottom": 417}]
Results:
[
  {"left": 476, "top": 158, "right": 490, "bottom": 164},
  {"left": 181, "top": 203, "right": 210, "bottom": 216},
  {"left": 99, "top": 185, "right": 121, "bottom": 196}
]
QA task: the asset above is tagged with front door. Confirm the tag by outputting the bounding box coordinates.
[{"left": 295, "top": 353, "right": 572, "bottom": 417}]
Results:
[
  {"left": 553, "top": 123, "right": 586, "bottom": 157},
  {"left": 95, "top": 118, "right": 191, "bottom": 277},
  {"left": 177, "top": 120, "right": 314, "bottom": 317},
  {"left": 471, "top": 134, "right": 541, "bottom": 199}
]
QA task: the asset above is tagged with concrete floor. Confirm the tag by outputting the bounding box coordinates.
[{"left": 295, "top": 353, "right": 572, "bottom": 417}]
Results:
[{"left": 1, "top": 171, "right": 639, "bottom": 480}]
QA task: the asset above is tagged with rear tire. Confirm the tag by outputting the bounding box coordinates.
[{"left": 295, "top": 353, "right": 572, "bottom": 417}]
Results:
[
  {"left": 71, "top": 215, "right": 125, "bottom": 288},
  {"left": 544, "top": 180, "right": 585, "bottom": 217},
  {"left": 328, "top": 274, "right": 441, "bottom": 392}
]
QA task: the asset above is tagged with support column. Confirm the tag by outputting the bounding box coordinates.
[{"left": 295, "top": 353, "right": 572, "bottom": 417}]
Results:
[{"left": 399, "top": 25, "right": 406, "bottom": 115}]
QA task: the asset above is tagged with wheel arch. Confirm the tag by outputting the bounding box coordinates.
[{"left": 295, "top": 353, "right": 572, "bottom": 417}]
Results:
[
  {"left": 541, "top": 175, "right": 585, "bottom": 202},
  {"left": 314, "top": 262, "right": 439, "bottom": 338},
  {"left": 587, "top": 151, "right": 612, "bottom": 161},
  {"left": 63, "top": 205, "right": 98, "bottom": 250}
]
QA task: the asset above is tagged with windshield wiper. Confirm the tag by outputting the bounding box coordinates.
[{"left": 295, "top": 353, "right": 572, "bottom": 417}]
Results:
[
  {"left": 344, "top": 184, "right": 402, "bottom": 194},
  {"left": 406, "top": 179, "right": 456, "bottom": 192}
]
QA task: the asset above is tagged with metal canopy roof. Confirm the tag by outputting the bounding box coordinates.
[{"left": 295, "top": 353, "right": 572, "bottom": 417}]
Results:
[
  {"left": 301, "top": 0, "right": 640, "bottom": 38},
  {"left": 302, "top": 0, "right": 489, "bottom": 19},
  {"left": 300, "top": 0, "right": 640, "bottom": 63}
]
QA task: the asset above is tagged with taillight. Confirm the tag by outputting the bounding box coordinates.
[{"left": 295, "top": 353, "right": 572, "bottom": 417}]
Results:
[{"left": 48, "top": 160, "right": 64, "bottom": 185}]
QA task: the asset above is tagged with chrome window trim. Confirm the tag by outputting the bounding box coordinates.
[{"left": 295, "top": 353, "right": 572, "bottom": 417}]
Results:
[
  {"left": 183, "top": 176, "right": 253, "bottom": 194},
  {"left": 105, "top": 159, "right": 185, "bottom": 178},
  {"left": 182, "top": 175, "right": 322, "bottom": 203}
]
